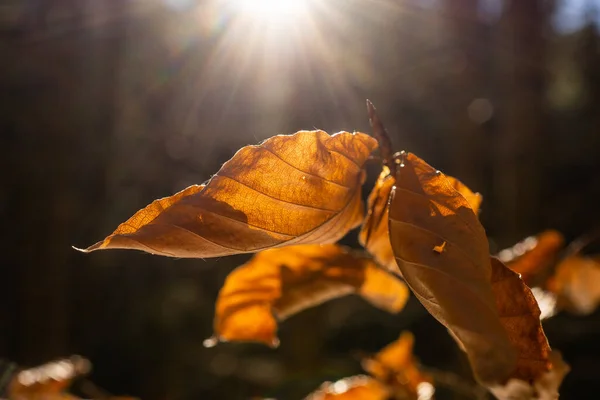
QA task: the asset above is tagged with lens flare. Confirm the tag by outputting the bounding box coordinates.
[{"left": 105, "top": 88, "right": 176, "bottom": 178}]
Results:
[{"left": 231, "top": 0, "right": 309, "bottom": 22}]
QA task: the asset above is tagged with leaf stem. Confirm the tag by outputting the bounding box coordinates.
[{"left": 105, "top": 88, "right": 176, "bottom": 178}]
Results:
[{"left": 366, "top": 100, "right": 396, "bottom": 175}]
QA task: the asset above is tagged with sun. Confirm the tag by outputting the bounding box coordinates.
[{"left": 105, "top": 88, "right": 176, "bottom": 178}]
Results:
[{"left": 231, "top": 0, "right": 310, "bottom": 22}]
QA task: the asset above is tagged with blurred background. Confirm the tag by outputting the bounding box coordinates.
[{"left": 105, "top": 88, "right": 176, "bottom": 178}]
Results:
[{"left": 1, "top": 0, "right": 600, "bottom": 398}]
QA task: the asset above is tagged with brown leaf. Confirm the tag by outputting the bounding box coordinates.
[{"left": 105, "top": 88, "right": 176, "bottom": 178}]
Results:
[
  {"left": 8, "top": 356, "right": 90, "bottom": 400},
  {"left": 547, "top": 255, "right": 600, "bottom": 315},
  {"left": 499, "top": 230, "right": 565, "bottom": 285},
  {"left": 359, "top": 166, "right": 481, "bottom": 275},
  {"left": 388, "top": 152, "right": 557, "bottom": 389},
  {"left": 359, "top": 166, "right": 398, "bottom": 273},
  {"left": 210, "top": 244, "right": 409, "bottom": 346},
  {"left": 489, "top": 351, "right": 570, "bottom": 400},
  {"left": 445, "top": 175, "right": 483, "bottom": 215},
  {"left": 78, "top": 130, "right": 378, "bottom": 258},
  {"left": 490, "top": 257, "right": 551, "bottom": 382},
  {"left": 305, "top": 375, "right": 390, "bottom": 400},
  {"left": 363, "top": 331, "right": 433, "bottom": 399}
]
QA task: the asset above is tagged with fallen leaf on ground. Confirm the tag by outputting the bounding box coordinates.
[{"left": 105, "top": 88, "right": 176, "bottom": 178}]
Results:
[
  {"left": 305, "top": 375, "right": 390, "bottom": 400},
  {"left": 363, "top": 331, "right": 433, "bottom": 399},
  {"left": 499, "top": 230, "right": 565, "bottom": 285},
  {"left": 547, "top": 255, "right": 600, "bottom": 315},
  {"left": 77, "top": 130, "right": 378, "bottom": 258},
  {"left": 388, "top": 152, "right": 561, "bottom": 394},
  {"left": 210, "top": 244, "right": 409, "bottom": 346}
]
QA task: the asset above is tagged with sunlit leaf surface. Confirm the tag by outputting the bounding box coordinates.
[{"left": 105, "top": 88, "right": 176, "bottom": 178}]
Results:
[
  {"left": 363, "top": 331, "right": 433, "bottom": 399},
  {"left": 499, "top": 230, "right": 565, "bottom": 285},
  {"left": 78, "top": 130, "right": 378, "bottom": 258},
  {"left": 304, "top": 375, "right": 390, "bottom": 400},
  {"left": 211, "top": 244, "right": 409, "bottom": 346},
  {"left": 388, "top": 152, "right": 560, "bottom": 393},
  {"left": 360, "top": 166, "right": 481, "bottom": 275},
  {"left": 548, "top": 255, "right": 600, "bottom": 315}
]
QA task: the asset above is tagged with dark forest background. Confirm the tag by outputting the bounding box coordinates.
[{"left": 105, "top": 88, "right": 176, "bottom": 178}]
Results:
[{"left": 1, "top": 0, "right": 600, "bottom": 399}]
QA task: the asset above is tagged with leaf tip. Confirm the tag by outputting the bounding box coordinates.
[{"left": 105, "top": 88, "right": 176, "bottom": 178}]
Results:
[
  {"left": 72, "top": 245, "right": 90, "bottom": 253},
  {"left": 269, "top": 337, "right": 281, "bottom": 349},
  {"left": 366, "top": 99, "right": 376, "bottom": 116},
  {"left": 72, "top": 241, "right": 104, "bottom": 253},
  {"left": 203, "top": 336, "right": 220, "bottom": 348}
]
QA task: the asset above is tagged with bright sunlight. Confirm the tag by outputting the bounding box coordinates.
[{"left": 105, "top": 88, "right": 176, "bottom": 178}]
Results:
[{"left": 231, "top": 0, "right": 310, "bottom": 22}]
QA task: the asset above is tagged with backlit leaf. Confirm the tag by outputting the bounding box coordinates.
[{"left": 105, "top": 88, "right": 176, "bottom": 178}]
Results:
[
  {"left": 305, "top": 375, "right": 390, "bottom": 400},
  {"left": 499, "top": 230, "right": 565, "bottom": 285},
  {"left": 547, "top": 255, "right": 600, "bottom": 315},
  {"left": 489, "top": 351, "right": 570, "bottom": 400},
  {"left": 359, "top": 166, "right": 481, "bottom": 275},
  {"left": 363, "top": 331, "right": 433, "bottom": 399},
  {"left": 211, "top": 244, "right": 409, "bottom": 346},
  {"left": 78, "top": 130, "right": 378, "bottom": 258},
  {"left": 359, "top": 166, "right": 398, "bottom": 273},
  {"left": 388, "top": 152, "right": 560, "bottom": 392},
  {"left": 490, "top": 257, "right": 551, "bottom": 382},
  {"left": 8, "top": 356, "right": 90, "bottom": 399}
]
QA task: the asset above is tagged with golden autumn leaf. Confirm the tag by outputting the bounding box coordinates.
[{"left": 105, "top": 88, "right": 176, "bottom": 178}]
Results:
[
  {"left": 5, "top": 356, "right": 139, "bottom": 400},
  {"left": 7, "top": 356, "right": 89, "bottom": 400},
  {"left": 490, "top": 258, "right": 551, "bottom": 382},
  {"left": 209, "top": 244, "right": 409, "bottom": 347},
  {"left": 359, "top": 166, "right": 481, "bottom": 275},
  {"left": 498, "top": 230, "right": 565, "bottom": 285},
  {"left": 359, "top": 166, "right": 398, "bottom": 273},
  {"left": 547, "top": 255, "right": 600, "bottom": 315},
  {"left": 77, "top": 130, "right": 378, "bottom": 258},
  {"left": 489, "top": 351, "right": 570, "bottom": 400},
  {"left": 388, "top": 152, "right": 560, "bottom": 392},
  {"left": 305, "top": 375, "right": 390, "bottom": 400},
  {"left": 362, "top": 331, "right": 433, "bottom": 399}
]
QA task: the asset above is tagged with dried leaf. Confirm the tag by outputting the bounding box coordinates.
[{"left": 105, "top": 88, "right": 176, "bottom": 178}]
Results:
[
  {"left": 359, "top": 166, "right": 481, "bottom": 275},
  {"left": 5, "top": 357, "right": 139, "bottom": 400},
  {"left": 363, "top": 331, "right": 433, "bottom": 399},
  {"left": 78, "top": 130, "right": 378, "bottom": 258},
  {"left": 445, "top": 175, "right": 483, "bottom": 215},
  {"left": 490, "top": 258, "right": 551, "bottom": 382},
  {"left": 359, "top": 166, "right": 398, "bottom": 273},
  {"left": 305, "top": 375, "right": 390, "bottom": 400},
  {"left": 547, "top": 255, "right": 600, "bottom": 315},
  {"left": 489, "top": 351, "right": 570, "bottom": 400},
  {"left": 499, "top": 230, "right": 565, "bottom": 285},
  {"left": 211, "top": 244, "right": 409, "bottom": 346},
  {"left": 388, "top": 152, "right": 557, "bottom": 389},
  {"left": 7, "top": 356, "right": 90, "bottom": 400}
]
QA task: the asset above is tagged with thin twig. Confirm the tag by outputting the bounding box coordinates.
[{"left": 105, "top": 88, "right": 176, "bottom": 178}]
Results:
[{"left": 366, "top": 100, "right": 396, "bottom": 175}]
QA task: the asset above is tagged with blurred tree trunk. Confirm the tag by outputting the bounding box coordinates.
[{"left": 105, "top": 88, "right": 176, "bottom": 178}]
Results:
[
  {"left": 492, "top": 0, "right": 547, "bottom": 244},
  {"left": 443, "top": 0, "right": 489, "bottom": 193}
]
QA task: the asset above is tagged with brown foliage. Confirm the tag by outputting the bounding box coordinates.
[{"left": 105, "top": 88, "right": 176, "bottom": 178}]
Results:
[
  {"left": 360, "top": 165, "right": 481, "bottom": 275},
  {"left": 490, "top": 258, "right": 551, "bottom": 382},
  {"left": 78, "top": 130, "right": 378, "bottom": 258},
  {"left": 362, "top": 331, "right": 433, "bottom": 399},
  {"left": 7, "top": 356, "right": 137, "bottom": 400},
  {"left": 547, "top": 255, "right": 600, "bottom": 315},
  {"left": 500, "top": 230, "right": 565, "bottom": 285},
  {"left": 388, "top": 152, "right": 557, "bottom": 393},
  {"left": 211, "top": 244, "right": 408, "bottom": 346},
  {"left": 305, "top": 375, "right": 390, "bottom": 400},
  {"left": 359, "top": 166, "right": 397, "bottom": 273},
  {"left": 306, "top": 332, "right": 432, "bottom": 400}
]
